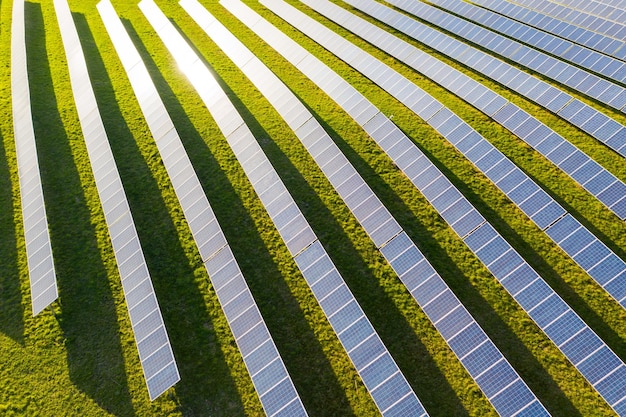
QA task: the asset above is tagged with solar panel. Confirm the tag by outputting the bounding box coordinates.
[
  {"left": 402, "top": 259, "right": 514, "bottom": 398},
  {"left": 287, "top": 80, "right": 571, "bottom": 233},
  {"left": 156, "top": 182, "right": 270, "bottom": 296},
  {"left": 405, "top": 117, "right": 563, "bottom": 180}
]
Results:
[
  {"left": 329, "top": 3, "right": 626, "bottom": 218},
  {"left": 97, "top": 2, "right": 311, "bottom": 414},
  {"left": 435, "top": 0, "right": 626, "bottom": 87},
  {"left": 11, "top": 0, "right": 58, "bottom": 316},
  {"left": 54, "top": 0, "right": 178, "bottom": 400},
  {"left": 177, "top": 1, "right": 438, "bottom": 414},
  {"left": 135, "top": 1, "right": 306, "bottom": 415},
  {"left": 141, "top": 1, "right": 423, "bottom": 415},
  {"left": 256, "top": 0, "right": 626, "bottom": 413},
  {"left": 506, "top": 0, "right": 626, "bottom": 44}
]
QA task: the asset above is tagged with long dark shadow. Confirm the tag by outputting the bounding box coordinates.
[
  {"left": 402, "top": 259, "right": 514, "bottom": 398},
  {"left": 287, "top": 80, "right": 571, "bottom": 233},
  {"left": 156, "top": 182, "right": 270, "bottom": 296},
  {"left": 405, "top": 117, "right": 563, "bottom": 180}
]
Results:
[
  {"left": 25, "top": 4, "right": 135, "bottom": 415},
  {"left": 0, "top": 119, "right": 23, "bottom": 343},
  {"left": 300, "top": 92, "right": 582, "bottom": 416},
  {"left": 123, "top": 17, "right": 357, "bottom": 416}
]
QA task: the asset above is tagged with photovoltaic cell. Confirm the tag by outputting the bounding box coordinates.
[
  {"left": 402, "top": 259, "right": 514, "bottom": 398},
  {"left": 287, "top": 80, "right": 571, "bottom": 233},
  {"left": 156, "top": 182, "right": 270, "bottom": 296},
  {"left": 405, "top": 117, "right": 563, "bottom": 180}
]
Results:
[
  {"left": 263, "top": 0, "right": 626, "bottom": 413},
  {"left": 55, "top": 0, "right": 179, "bottom": 400},
  {"left": 12, "top": 0, "right": 58, "bottom": 316},
  {"left": 136, "top": 0, "right": 307, "bottom": 413}
]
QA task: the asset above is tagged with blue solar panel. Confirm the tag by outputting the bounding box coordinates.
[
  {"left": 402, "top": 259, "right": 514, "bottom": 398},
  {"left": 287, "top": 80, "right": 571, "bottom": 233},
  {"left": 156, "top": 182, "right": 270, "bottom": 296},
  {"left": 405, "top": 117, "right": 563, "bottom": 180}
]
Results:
[
  {"left": 226, "top": 0, "right": 626, "bottom": 414},
  {"left": 505, "top": 0, "right": 626, "bottom": 50},
  {"left": 490, "top": 249, "right": 525, "bottom": 279},
  {"left": 529, "top": 294, "right": 568, "bottom": 328},
  {"left": 472, "top": 0, "right": 626, "bottom": 68}
]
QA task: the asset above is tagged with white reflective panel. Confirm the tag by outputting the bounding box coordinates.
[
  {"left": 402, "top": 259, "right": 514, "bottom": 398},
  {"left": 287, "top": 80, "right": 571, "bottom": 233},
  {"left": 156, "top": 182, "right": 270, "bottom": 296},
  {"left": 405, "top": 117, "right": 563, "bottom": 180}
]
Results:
[{"left": 13, "top": 0, "right": 58, "bottom": 316}]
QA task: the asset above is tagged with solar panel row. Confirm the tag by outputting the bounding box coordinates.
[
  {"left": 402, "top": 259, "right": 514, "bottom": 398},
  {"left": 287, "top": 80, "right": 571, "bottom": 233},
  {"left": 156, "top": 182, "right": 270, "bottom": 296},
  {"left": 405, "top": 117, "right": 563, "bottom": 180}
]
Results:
[
  {"left": 270, "top": 0, "right": 626, "bottom": 310},
  {"left": 433, "top": 0, "right": 626, "bottom": 82},
  {"left": 324, "top": 0, "right": 626, "bottom": 221},
  {"left": 98, "top": 2, "right": 309, "bottom": 413},
  {"left": 54, "top": 0, "right": 178, "bottom": 400},
  {"left": 433, "top": 107, "right": 626, "bottom": 308},
  {"left": 259, "top": 0, "right": 626, "bottom": 414},
  {"left": 135, "top": 1, "right": 307, "bottom": 414},
  {"left": 11, "top": 0, "right": 58, "bottom": 316},
  {"left": 178, "top": 2, "right": 431, "bottom": 415},
  {"left": 464, "top": 222, "right": 626, "bottom": 416},
  {"left": 295, "top": 242, "right": 428, "bottom": 417},
  {"left": 433, "top": 0, "right": 626, "bottom": 96},
  {"left": 221, "top": 1, "right": 554, "bottom": 414},
  {"left": 471, "top": 0, "right": 626, "bottom": 61},
  {"left": 505, "top": 0, "right": 626, "bottom": 40},
  {"left": 380, "top": 0, "right": 626, "bottom": 159}
]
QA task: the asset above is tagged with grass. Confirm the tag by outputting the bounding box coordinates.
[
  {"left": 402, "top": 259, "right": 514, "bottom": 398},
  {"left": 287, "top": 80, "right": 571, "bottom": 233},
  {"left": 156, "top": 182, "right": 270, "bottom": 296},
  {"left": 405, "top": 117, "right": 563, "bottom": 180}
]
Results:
[{"left": 0, "top": 0, "right": 625, "bottom": 415}]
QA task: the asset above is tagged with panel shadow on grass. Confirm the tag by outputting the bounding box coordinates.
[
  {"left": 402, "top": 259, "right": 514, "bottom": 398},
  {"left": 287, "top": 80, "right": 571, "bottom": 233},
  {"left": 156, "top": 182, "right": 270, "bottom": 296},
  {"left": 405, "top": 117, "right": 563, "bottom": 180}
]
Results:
[
  {"left": 0, "top": 123, "right": 24, "bottom": 344},
  {"left": 126, "top": 17, "right": 357, "bottom": 416},
  {"left": 26, "top": 3, "right": 134, "bottom": 415}
]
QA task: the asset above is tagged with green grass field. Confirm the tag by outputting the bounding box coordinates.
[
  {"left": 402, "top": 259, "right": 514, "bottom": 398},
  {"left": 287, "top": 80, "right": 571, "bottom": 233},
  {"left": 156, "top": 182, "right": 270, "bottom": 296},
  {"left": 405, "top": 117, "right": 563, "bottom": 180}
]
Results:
[{"left": 1, "top": 0, "right": 626, "bottom": 415}]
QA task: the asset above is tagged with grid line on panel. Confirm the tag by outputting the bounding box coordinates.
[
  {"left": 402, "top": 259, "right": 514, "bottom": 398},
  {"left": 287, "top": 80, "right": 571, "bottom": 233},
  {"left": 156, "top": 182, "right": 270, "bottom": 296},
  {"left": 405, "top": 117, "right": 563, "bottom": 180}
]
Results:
[
  {"left": 459, "top": 338, "right": 490, "bottom": 362},
  {"left": 576, "top": 345, "right": 605, "bottom": 368},
  {"left": 56, "top": 0, "right": 179, "bottom": 400},
  {"left": 12, "top": 0, "right": 58, "bottom": 315},
  {"left": 593, "top": 364, "right": 622, "bottom": 387},
  {"left": 511, "top": 400, "right": 540, "bottom": 417},
  {"left": 487, "top": 376, "right": 520, "bottom": 402},
  {"left": 225, "top": 1, "right": 553, "bottom": 416},
  {"left": 432, "top": 304, "right": 462, "bottom": 326},
  {"left": 474, "top": 357, "right": 506, "bottom": 381},
  {"left": 369, "top": 370, "right": 401, "bottom": 395}
]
